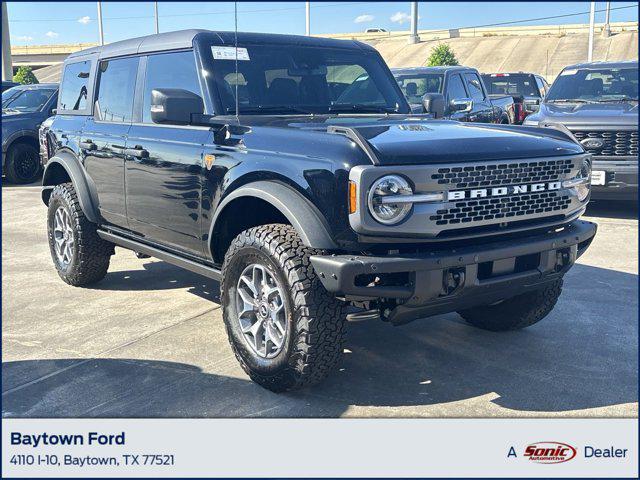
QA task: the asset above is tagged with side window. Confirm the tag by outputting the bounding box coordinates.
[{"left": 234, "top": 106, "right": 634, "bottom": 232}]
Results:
[
  {"left": 464, "top": 73, "right": 485, "bottom": 102},
  {"left": 95, "top": 57, "right": 139, "bottom": 122},
  {"left": 446, "top": 74, "right": 467, "bottom": 102},
  {"left": 143, "top": 51, "right": 202, "bottom": 123},
  {"left": 59, "top": 60, "right": 91, "bottom": 112}
]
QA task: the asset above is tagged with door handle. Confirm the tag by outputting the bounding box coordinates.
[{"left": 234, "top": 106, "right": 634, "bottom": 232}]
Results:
[
  {"left": 124, "top": 145, "right": 149, "bottom": 159},
  {"left": 79, "top": 139, "right": 96, "bottom": 151}
]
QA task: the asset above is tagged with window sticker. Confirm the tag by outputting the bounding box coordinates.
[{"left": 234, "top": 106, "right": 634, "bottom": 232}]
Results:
[
  {"left": 211, "top": 46, "right": 250, "bottom": 61},
  {"left": 560, "top": 69, "right": 578, "bottom": 76}
]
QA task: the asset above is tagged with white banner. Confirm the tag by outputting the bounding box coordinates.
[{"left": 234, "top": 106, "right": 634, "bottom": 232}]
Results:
[{"left": 2, "top": 418, "right": 637, "bottom": 478}]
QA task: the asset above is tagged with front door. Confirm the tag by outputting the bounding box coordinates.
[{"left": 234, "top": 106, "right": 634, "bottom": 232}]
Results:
[
  {"left": 445, "top": 73, "right": 471, "bottom": 122},
  {"left": 124, "top": 50, "right": 208, "bottom": 258},
  {"left": 463, "top": 72, "right": 495, "bottom": 123},
  {"left": 82, "top": 56, "right": 139, "bottom": 228}
]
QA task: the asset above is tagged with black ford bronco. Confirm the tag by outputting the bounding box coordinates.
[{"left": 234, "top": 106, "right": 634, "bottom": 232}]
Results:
[{"left": 41, "top": 30, "right": 597, "bottom": 392}]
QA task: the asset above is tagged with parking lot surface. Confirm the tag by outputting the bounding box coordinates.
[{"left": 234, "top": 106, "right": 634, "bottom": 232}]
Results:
[{"left": 2, "top": 183, "right": 638, "bottom": 418}]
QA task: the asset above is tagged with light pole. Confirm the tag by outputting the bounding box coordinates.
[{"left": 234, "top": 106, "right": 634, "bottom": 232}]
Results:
[
  {"left": 1, "top": 2, "right": 13, "bottom": 81},
  {"left": 587, "top": 1, "right": 595, "bottom": 61},
  {"left": 154, "top": 1, "right": 159, "bottom": 34},
  {"left": 408, "top": 2, "right": 419, "bottom": 44},
  {"left": 305, "top": 2, "right": 310, "bottom": 36},
  {"left": 97, "top": 1, "right": 104, "bottom": 46},
  {"left": 603, "top": 2, "right": 611, "bottom": 37}
]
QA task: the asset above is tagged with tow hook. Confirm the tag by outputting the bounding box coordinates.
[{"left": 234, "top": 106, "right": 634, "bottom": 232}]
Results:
[{"left": 442, "top": 268, "right": 465, "bottom": 296}]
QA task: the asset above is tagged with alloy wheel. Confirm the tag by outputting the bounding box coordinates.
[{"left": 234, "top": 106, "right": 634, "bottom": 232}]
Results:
[{"left": 235, "top": 263, "right": 287, "bottom": 358}]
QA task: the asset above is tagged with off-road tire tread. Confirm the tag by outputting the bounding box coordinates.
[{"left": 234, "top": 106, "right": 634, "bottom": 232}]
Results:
[
  {"left": 221, "top": 224, "right": 345, "bottom": 392},
  {"left": 458, "top": 279, "right": 563, "bottom": 331},
  {"left": 48, "top": 182, "right": 112, "bottom": 286}
]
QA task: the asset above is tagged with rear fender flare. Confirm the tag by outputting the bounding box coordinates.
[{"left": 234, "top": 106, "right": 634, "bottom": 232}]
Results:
[
  {"left": 41, "top": 151, "right": 100, "bottom": 224},
  {"left": 209, "top": 181, "right": 338, "bottom": 256}
]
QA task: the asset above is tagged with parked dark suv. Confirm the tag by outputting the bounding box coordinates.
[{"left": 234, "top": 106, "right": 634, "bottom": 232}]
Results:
[
  {"left": 41, "top": 30, "right": 596, "bottom": 391},
  {"left": 2, "top": 83, "right": 58, "bottom": 183}
]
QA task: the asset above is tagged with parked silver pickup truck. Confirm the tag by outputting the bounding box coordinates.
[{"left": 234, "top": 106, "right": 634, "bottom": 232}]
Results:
[{"left": 524, "top": 61, "right": 638, "bottom": 200}]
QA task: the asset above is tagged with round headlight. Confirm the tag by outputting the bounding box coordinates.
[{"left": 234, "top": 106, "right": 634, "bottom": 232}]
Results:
[
  {"left": 368, "top": 175, "right": 413, "bottom": 225},
  {"left": 576, "top": 159, "right": 592, "bottom": 202}
]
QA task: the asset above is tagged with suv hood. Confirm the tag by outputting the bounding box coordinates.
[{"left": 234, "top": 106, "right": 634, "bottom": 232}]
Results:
[
  {"left": 244, "top": 116, "right": 583, "bottom": 165},
  {"left": 534, "top": 101, "right": 639, "bottom": 127},
  {"left": 1, "top": 110, "right": 41, "bottom": 120},
  {"left": 323, "top": 118, "right": 582, "bottom": 164}
]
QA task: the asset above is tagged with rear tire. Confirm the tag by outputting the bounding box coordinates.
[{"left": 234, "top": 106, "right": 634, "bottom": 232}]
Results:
[
  {"left": 5, "top": 143, "right": 42, "bottom": 184},
  {"left": 47, "top": 183, "right": 113, "bottom": 286},
  {"left": 458, "top": 279, "right": 563, "bottom": 331},
  {"left": 221, "top": 224, "right": 345, "bottom": 392}
]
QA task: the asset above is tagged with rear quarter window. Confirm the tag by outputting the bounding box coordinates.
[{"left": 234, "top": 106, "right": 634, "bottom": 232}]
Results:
[{"left": 58, "top": 60, "right": 92, "bottom": 114}]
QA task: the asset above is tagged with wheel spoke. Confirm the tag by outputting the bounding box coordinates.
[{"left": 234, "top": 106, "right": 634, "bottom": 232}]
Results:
[
  {"left": 266, "top": 323, "right": 283, "bottom": 349},
  {"left": 239, "top": 275, "right": 258, "bottom": 297},
  {"left": 237, "top": 288, "right": 255, "bottom": 313},
  {"left": 253, "top": 265, "right": 266, "bottom": 293},
  {"left": 63, "top": 243, "right": 72, "bottom": 263}
]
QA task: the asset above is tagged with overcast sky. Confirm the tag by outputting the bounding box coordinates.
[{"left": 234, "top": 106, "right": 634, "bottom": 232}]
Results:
[{"left": 6, "top": 1, "right": 639, "bottom": 45}]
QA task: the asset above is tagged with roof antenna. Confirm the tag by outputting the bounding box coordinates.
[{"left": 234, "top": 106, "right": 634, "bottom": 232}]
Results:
[{"left": 234, "top": 1, "right": 239, "bottom": 123}]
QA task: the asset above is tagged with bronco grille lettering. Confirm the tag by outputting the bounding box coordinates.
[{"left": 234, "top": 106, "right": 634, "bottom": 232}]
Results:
[{"left": 447, "top": 181, "right": 561, "bottom": 201}]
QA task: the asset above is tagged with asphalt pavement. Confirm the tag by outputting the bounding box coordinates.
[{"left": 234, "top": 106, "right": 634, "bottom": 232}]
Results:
[{"left": 2, "top": 183, "right": 637, "bottom": 417}]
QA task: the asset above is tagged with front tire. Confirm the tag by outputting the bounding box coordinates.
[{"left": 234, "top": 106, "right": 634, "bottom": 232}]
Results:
[
  {"left": 458, "top": 279, "right": 563, "bottom": 331},
  {"left": 47, "top": 183, "right": 113, "bottom": 286},
  {"left": 221, "top": 224, "right": 345, "bottom": 392},
  {"left": 5, "top": 143, "right": 42, "bottom": 184}
]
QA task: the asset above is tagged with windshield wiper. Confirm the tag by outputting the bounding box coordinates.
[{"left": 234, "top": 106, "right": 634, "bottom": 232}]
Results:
[
  {"left": 225, "top": 105, "right": 314, "bottom": 115},
  {"left": 547, "top": 99, "right": 595, "bottom": 104},
  {"left": 328, "top": 104, "right": 398, "bottom": 114},
  {"left": 592, "top": 97, "right": 639, "bottom": 103}
]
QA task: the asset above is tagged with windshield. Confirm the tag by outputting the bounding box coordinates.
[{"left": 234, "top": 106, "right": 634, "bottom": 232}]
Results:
[
  {"left": 394, "top": 74, "right": 444, "bottom": 104},
  {"left": 481, "top": 74, "right": 539, "bottom": 97},
  {"left": 2, "top": 87, "right": 56, "bottom": 112},
  {"left": 206, "top": 44, "right": 409, "bottom": 114},
  {"left": 1, "top": 86, "right": 22, "bottom": 104},
  {"left": 546, "top": 67, "right": 638, "bottom": 102}
]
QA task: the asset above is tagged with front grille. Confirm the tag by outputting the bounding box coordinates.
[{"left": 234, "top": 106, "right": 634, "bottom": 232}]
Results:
[
  {"left": 571, "top": 130, "right": 638, "bottom": 157},
  {"left": 429, "top": 191, "right": 571, "bottom": 226},
  {"left": 431, "top": 158, "right": 574, "bottom": 189}
]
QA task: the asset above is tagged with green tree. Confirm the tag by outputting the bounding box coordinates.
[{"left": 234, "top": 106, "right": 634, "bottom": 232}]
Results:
[
  {"left": 13, "top": 66, "right": 39, "bottom": 85},
  {"left": 426, "top": 44, "right": 459, "bottom": 67}
]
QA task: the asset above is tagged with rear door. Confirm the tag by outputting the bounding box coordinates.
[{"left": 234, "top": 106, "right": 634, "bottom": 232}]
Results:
[
  {"left": 463, "top": 72, "right": 495, "bottom": 123},
  {"left": 82, "top": 56, "right": 139, "bottom": 228},
  {"left": 125, "top": 50, "right": 209, "bottom": 258}
]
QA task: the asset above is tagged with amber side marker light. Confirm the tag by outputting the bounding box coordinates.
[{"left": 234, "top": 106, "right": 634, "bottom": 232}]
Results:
[{"left": 349, "top": 181, "right": 357, "bottom": 214}]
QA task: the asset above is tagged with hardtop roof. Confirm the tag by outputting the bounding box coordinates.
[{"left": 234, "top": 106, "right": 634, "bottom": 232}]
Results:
[
  {"left": 562, "top": 60, "right": 638, "bottom": 70},
  {"left": 66, "top": 29, "right": 375, "bottom": 61}
]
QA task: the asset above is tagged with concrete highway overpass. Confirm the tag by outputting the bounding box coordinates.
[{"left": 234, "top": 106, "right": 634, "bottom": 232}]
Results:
[{"left": 12, "top": 21, "right": 637, "bottom": 83}]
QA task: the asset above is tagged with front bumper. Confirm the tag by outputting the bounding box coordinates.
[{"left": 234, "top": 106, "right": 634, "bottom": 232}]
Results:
[
  {"left": 590, "top": 158, "right": 638, "bottom": 200},
  {"left": 311, "top": 220, "right": 597, "bottom": 324}
]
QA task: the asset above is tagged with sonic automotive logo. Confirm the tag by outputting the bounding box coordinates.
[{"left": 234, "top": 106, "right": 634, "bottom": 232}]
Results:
[{"left": 524, "top": 441, "right": 577, "bottom": 464}]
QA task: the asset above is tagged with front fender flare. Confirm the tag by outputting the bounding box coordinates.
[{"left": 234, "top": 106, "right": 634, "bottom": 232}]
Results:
[
  {"left": 209, "top": 181, "right": 338, "bottom": 253},
  {"left": 41, "top": 152, "right": 100, "bottom": 224}
]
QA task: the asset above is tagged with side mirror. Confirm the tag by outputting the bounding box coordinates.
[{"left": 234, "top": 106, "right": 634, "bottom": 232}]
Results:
[
  {"left": 421, "top": 93, "right": 445, "bottom": 119},
  {"left": 50, "top": 108, "right": 57, "bottom": 116},
  {"left": 150, "top": 88, "right": 204, "bottom": 125},
  {"left": 450, "top": 98, "right": 473, "bottom": 112}
]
